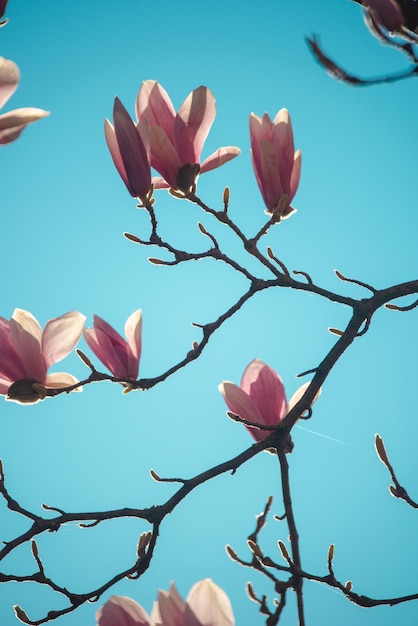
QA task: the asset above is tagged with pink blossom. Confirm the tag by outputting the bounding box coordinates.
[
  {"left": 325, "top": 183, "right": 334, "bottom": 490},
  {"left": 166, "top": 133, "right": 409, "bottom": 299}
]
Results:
[
  {"left": 0, "top": 57, "right": 49, "bottom": 145},
  {"left": 105, "top": 97, "right": 152, "bottom": 200},
  {"left": 97, "top": 579, "right": 235, "bottom": 626},
  {"left": 135, "top": 80, "right": 240, "bottom": 195},
  {"left": 219, "top": 359, "right": 318, "bottom": 442},
  {"left": 84, "top": 310, "right": 142, "bottom": 380},
  {"left": 0, "top": 309, "right": 86, "bottom": 404},
  {"left": 363, "top": 0, "right": 405, "bottom": 32},
  {"left": 250, "top": 109, "right": 301, "bottom": 220}
]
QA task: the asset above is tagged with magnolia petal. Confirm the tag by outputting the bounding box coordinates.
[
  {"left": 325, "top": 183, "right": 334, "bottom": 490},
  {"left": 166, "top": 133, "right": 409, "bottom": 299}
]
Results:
[
  {"left": 136, "top": 80, "right": 176, "bottom": 143},
  {"left": 84, "top": 327, "right": 128, "bottom": 378},
  {"left": 96, "top": 595, "right": 150, "bottom": 626},
  {"left": 0, "top": 56, "right": 19, "bottom": 110},
  {"left": 175, "top": 86, "right": 216, "bottom": 164},
  {"left": 185, "top": 579, "right": 235, "bottom": 626},
  {"left": 219, "top": 381, "right": 264, "bottom": 426},
  {"left": 365, "top": 0, "right": 404, "bottom": 30},
  {"left": 154, "top": 582, "right": 186, "bottom": 626},
  {"left": 288, "top": 382, "right": 322, "bottom": 416},
  {"left": 200, "top": 146, "right": 241, "bottom": 174},
  {"left": 148, "top": 125, "right": 181, "bottom": 188},
  {"left": 0, "top": 108, "right": 49, "bottom": 145},
  {"left": 124, "top": 309, "right": 142, "bottom": 380},
  {"left": 113, "top": 97, "right": 151, "bottom": 198},
  {"left": 258, "top": 140, "right": 282, "bottom": 211},
  {"left": 241, "top": 359, "right": 288, "bottom": 427},
  {"left": 42, "top": 311, "right": 86, "bottom": 370},
  {"left": 9, "top": 309, "right": 45, "bottom": 382},
  {"left": 289, "top": 149, "right": 302, "bottom": 203},
  {"left": 0, "top": 317, "right": 26, "bottom": 382},
  {"left": 44, "top": 372, "right": 81, "bottom": 391},
  {"left": 104, "top": 118, "right": 130, "bottom": 189}
]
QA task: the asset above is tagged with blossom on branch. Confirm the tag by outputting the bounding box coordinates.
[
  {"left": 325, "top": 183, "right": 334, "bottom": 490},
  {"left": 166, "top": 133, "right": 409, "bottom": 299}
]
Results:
[
  {"left": 105, "top": 97, "right": 152, "bottom": 202},
  {"left": 0, "top": 309, "right": 86, "bottom": 404},
  {"left": 84, "top": 310, "right": 142, "bottom": 380},
  {"left": 136, "top": 80, "right": 241, "bottom": 195},
  {"left": 97, "top": 579, "right": 235, "bottom": 626},
  {"left": 0, "top": 57, "right": 49, "bottom": 145},
  {"left": 219, "top": 359, "right": 317, "bottom": 442},
  {"left": 250, "top": 109, "right": 301, "bottom": 220}
]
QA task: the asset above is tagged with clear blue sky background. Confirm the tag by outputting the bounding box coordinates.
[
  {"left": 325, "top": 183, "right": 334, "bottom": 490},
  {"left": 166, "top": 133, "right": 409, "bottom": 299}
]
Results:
[{"left": 1, "top": 1, "right": 417, "bottom": 624}]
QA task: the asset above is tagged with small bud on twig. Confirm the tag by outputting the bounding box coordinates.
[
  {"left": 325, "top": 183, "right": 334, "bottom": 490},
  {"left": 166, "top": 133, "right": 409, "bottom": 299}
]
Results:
[
  {"left": 225, "top": 545, "right": 239, "bottom": 562},
  {"left": 327, "top": 543, "right": 335, "bottom": 563},
  {"left": 150, "top": 469, "right": 162, "bottom": 482},
  {"left": 148, "top": 257, "right": 166, "bottom": 265},
  {"left": 246, "top": 582, "right": 258, "bottom": 602},
  {"left": 14, "top": 606, "right": 30, "bottom": 624},
  {"left": 278, "top": 540, "right": 290, "bottom": 562},
  {"left": 223, "top": 186, "right": 230, "bottom": 210},
  {"left": 247, "top": 539, "right": 263, "bottom": 558},
  {"left": 345, "top": 581, "right": 353, "bottom": 592},
  {"left": 31, "top": 540, "right": 39, "bottom": 559},
  {"left": 198, "top": 222, "right": 208, "bottom": 235},
  {"left": 76, "top": 349, "right": 95, "bottom": 370},
  {"left": 375, "top": 434, "right": 390, "bottom": 467},
  {"left": 328, "top": 327, "right": 344, "bottom": 336}
]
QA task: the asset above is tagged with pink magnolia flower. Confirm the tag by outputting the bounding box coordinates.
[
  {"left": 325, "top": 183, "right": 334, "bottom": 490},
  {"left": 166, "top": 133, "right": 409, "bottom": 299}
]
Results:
[
  {"left": 135, "top": 80, "right": 241, "bottom": 195},
  {"left": 97, "top": 579, "right": 235, "bottom": 626},
  {"left": 104, "top": 97, "right": 152, "bottom": 201},
  {"left": 219, "top": 359, "right": 318, "bottom": 443},
  {"left": 0, "top": 309, "right": 86, "bottom": 404},
  {"left": 250, "top": 109, "right": 301, "bottom": 220},
  {"left": 0, "top": 57, "right": 49, "bottom": 145},
  {"left": 84, "top": 310, "right": 142, "bottom": 380}
]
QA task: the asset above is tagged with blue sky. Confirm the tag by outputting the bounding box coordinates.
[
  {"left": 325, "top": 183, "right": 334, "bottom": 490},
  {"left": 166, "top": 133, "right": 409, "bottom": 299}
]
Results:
[{"left": 0, "top": 1, "right": 417, "bottom": 625}]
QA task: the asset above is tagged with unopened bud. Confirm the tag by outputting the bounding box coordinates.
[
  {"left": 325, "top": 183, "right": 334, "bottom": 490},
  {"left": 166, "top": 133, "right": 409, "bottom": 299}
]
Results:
[
  {"left": 334, "top": 269, "right": 347, "bottom": 281},
  {"left": 278, "top": 540, "right": 290, "bottom": 561},
  {"left": 226, "top": 411, "right": 241, "bottom": 422},
  {"left": 328, "top": 327, "right": 344, "bottom": 336},
  {"left": 13, "top": 606, "right": 30, "bottom": 624},
  {"left": 31, "top": 540, "right": 39, "bottom": 559},
  {"left": 327, "top": 543, "right": 335, "bottom": 562},
  {"left": 389, "top": 485, "right": 399, "bottom": 497},
  {"left": 223, "top": 186, "right": 230, "bottom": 206},
  {"left": 198, "top": 222, "right": 208, "bottom": 235},
  {"left": 137, "top": 531, "right": 152, "bottom": 556},
  {"left": 375, "top": 434, "right": 390, "bottom": 467},
  {"left": 225, "top": 545, "right": 239, "bottom": 562},
  {"left": 385, "top": 303, "right": 401, "bottom": 310},
  {"left": 267, "top": 246, "right": 275, "bottom": 259},
  {"left": 124, "top": 232, "right": 142, "bottom": 243},
  {"left": 150, "top": 469, "right": 162, "bottom": 482},
  {"left": 345, "top": 581, "right": 352, "bottom": 592},
  {"left": 246, "top": 582, "right": 258, "bottom": 602},
  {"left": 76, "top": 349, "right": 94, "bottom": 370},
  {"left": 148, "top": 257, "right": 165, "bottom": 265},
  {"left": 247, "top": 540, "right": 263, "bottom": 558},
  {"left": 192, "top": 341, "right": 199, "bottom": 349}
]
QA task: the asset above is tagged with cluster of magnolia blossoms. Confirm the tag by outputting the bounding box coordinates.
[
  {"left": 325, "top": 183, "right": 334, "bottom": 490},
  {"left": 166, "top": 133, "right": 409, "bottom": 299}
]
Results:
[
  {"left": 106, "top": 80, "right": 301, "bottom": 217},
  {"left": 0, "top": 309, "right": 142, "bottom": 404},
  {"left": 96, "top": 579, "right": 235, "bottom": 626}
]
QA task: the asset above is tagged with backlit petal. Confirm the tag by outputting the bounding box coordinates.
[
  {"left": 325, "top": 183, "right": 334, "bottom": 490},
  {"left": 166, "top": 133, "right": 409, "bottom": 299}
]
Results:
[{"left": 42, "top": 311, "right": 86, "bottom": 370}]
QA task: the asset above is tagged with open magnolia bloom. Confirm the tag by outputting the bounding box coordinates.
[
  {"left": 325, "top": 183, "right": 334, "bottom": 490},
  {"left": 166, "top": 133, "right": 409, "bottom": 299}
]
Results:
[
  {"left": 96, "top": 579, "right": 235, "bottom": 626},
  {"left": 104, "top": 97, "right": 152, "bottom": 201},
  {"left": 0, "top": 57, "right": 49, "bottom": 145},
  {"left": 219, "top": 359, "right": 320, "bottom": 443},
  {"left": 250, "top": 109, "right": 301, "bottom": 220},
  {"left": 0, "top": 309, "right": 86, "bottom": 404},
  {"left": 84, "top": 310, "right": 142, "bottom": 381},
  {"left": 135, "top": 80, "right": 240, "bottom": 195}
]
